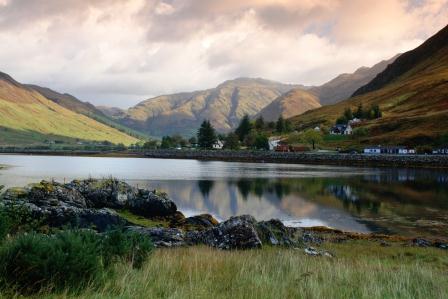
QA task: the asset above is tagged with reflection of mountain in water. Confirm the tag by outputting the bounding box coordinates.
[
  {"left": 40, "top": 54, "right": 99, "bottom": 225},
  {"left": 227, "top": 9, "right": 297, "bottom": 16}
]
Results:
[{"left": 141, "top": 171, "right": 448, "bottom": 237}]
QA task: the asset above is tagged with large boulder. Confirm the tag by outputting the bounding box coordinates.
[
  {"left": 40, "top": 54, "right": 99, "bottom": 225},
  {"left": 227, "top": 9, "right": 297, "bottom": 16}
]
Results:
[
  {"left": 28, "top": 181, "right": 87, "bottom": 208},
  {"left": 190, "top": 215, "right": 262, "bottom": 249},
  {"left": 176, "top": 213, "right": 219, "bottom": 231},
  {"left": 127, "top": 189, "right": 177, "bottom": 217},
  {"left": 66, "top": 178, "right": 137, "bottom": 209},
  {"left": 256, "top": 219, "right": 296, "bottom": 246}
]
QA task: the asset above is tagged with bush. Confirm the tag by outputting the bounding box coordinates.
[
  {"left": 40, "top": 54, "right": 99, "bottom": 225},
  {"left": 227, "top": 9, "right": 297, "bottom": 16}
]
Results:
[
  {"left": 101, "top": 229, "right": 154, "bottom": 269},
  {"left": 0, "top": 229, "right": 153, "bottom": 294}
]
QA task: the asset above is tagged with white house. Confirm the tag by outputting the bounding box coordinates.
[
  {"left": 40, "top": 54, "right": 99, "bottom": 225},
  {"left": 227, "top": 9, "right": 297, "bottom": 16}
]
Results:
[
  {"left": 314, "top": 126, "right": 321, "bottom": 131},
  {"left": 268, "top": 138, "right": 281, "bottom": 151},
  {"left": 330, "top": 124, "right": 352, "bottom": 135},
  {"left": 364, "top": 146, "right": 381, "bottom": 154},
  {"left": 213, "top": 140, "right": 224, "bottom": 150}
]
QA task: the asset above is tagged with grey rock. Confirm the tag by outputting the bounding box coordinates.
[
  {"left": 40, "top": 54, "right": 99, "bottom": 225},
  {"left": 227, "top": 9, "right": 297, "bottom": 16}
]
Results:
[
  {"left": 127, "top": 226, "right": 186, "bottom": 247},
  {"left": 192, "top": 215, "right": 262, "bottom": 249},
  {"left": 127, "top": 189, "right": 177, "bottom": 217}
]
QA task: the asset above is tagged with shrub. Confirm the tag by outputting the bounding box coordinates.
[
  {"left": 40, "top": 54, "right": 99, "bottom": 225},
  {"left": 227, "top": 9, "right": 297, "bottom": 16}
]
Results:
[
  {"left": 0, "top": 230, "right": 103, "bottom": 294},
  {"left": 0, "top": 229, "right": 153, "bottom": 294},
  {"left": 101, "top": 229, "right": 154, "bottom": 269}
]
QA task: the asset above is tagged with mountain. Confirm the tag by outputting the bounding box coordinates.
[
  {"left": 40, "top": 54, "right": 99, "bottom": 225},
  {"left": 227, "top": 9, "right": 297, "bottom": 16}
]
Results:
[
  {"left": 26, "top": 85, "right": 147, "bottom": 139},
  {"left": 353, "top": 26, "right": 448, "bottom": 97},
  {"left": 290, "top": 24, "right": 448, "bottom": 146},
  {"left": 0, "top": 72, "right": 138, "bottom": 146},
  {"left": 255, "top": 89, "right": 321, "bottom": 122},
  {"left": 116, "top": 78, "right": 298, "bottom": 137},
  {"left": 309, "top": 55, "right": 398, "bottom": 105},
  {"left": 97, "top": 106, "right": 126, "bottom": 119}
]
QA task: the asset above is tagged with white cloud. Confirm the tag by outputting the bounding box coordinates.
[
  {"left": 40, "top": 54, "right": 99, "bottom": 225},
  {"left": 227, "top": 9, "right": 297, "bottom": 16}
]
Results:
[{"left": 0, "top": 0, "right": 446, "bottom": 108}]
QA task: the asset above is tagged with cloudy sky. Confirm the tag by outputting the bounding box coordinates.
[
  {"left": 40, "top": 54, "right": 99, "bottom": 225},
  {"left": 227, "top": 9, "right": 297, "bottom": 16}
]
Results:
[{"left": 0, "top": 0, "right": 447, "bottom": 108}]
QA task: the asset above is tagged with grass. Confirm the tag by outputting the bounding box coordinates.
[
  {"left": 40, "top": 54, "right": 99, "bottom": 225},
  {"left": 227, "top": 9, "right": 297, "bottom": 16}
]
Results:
[
  {"left": 0, "top": 81, "right": 139, "bottom": 146},
  {"left": 27, "top": 242, "right": 448, "bottom": 299},
  {"left": 116, "top": 209, "right": 170, "bottom": 228}
]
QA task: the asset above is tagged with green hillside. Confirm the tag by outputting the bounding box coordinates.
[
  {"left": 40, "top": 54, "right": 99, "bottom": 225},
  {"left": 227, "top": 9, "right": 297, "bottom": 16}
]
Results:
[
  {"left": 0, "top": 73, "right": 139, "bottom": 146},
  {"left": 290, "top": 25, "right": 448, "bottom": 147}
]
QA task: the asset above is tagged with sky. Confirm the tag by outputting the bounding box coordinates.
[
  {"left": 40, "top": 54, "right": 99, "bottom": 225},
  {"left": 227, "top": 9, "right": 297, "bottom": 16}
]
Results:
[{"left": 0, "top": 0, "right": 447, "bottom": 108}]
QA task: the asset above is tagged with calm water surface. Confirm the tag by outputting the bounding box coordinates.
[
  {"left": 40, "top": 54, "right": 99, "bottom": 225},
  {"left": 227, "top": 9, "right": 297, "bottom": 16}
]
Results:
[{"left": 0, "top": 154, "right": 447, "bottom": 237}]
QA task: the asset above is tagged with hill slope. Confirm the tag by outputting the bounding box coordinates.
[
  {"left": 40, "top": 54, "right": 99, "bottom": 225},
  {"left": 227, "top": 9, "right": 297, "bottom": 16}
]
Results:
[
  {"left": 26, "top": 85, "right": 147, "bottom": 139},
  {"left": 117, "top": 78, "right": 298, "bottom": 136},
  {"left": 290, "top": 25, "right": 448, "bottom": 146},
  {"left": 309, "top": 56, "right": 398, "bottom": 105},
  {"left": 353, "top": 26, "right": 448, "bottom": 97},
  {"left": 0, "top": 72, "right": 138, "bottom": 146},
  {"left": 255, "top": 89, "right": 321, "bottom": 122}
]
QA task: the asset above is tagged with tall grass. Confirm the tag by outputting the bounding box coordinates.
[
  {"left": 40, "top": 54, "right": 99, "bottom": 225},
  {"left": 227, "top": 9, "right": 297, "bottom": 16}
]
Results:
[{"left": 46, "top": 242, "right": 448, "bottom": 299}]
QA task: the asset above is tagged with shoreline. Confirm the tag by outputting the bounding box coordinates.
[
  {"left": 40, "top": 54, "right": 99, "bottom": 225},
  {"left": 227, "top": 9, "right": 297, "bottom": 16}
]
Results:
[{"left": 2, "top": 149, "right": 448, "bottom": 169}]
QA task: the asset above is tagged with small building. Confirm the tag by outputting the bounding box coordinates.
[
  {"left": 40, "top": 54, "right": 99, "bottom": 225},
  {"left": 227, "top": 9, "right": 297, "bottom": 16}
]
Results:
[
  {"left": 212, "top": 140, "right": 224, "bottom": 150},
  {"left": 433, "top": 147, "right": 448, "bottom": 155},
  {"left": 349, "top": 118, "right": 362, "bottom": 125},
  {"left": 364, "top": 146, "right": 381, "bottom": 154},
  {"left": 268, "top": 138, "right": 281, "bottom": 151},
  {"left": 330, "top": 124, "right": 352, "bottom": 135},
  {"left": 275, "top": 144, "right": 289, "bottom": 152},
  {"left": 364, "top": 146, "right": 416, "bottom": 155},
  {"left": 314, "top": 126, "right": 321, "bottom": 131}
]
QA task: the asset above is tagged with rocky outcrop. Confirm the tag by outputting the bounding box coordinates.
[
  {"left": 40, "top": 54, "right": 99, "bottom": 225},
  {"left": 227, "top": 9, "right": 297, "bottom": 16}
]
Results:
[{"left": 0, "top": 179, "right": 178, "bottom": 232}]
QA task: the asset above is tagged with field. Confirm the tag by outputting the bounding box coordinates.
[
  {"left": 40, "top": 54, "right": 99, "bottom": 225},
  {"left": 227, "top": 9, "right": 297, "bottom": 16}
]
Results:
[{"left": 32, "top": 242, "right": 448, "bottom": 299}]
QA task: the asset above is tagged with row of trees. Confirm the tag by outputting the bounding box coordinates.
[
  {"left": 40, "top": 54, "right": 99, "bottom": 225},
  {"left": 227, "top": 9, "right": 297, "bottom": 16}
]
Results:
[{"left": 336, "top": 104, "right": 382, "bottom": 124}]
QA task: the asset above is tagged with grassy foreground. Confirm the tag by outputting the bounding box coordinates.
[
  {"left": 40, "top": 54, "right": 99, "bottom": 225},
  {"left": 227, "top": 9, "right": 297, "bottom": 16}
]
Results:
[{"left": 36, "top": 241, "right": 448, "bottom": 299}]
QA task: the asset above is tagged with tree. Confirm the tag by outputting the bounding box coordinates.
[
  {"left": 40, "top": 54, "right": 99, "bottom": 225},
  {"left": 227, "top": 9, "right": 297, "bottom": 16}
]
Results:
[
  {"left": 188, "top": 136, "right": 197, "bottom": 146},
  {"left": 372, "top": 105, "right": 382, "bottom": 119},
  {"left": 287, "top": 131, "right": 302, "bottom": 144},
  {"left": 254, "top": 116, "right": 265, "bottom": 130},
  {"left": 354, "top": 104, "right": 364, "bottom": 119},
  {"left": 276, "top": 116, "right": 285, "bottom": 133},
  {"left": 197, "top": 120, "right": 217, "bottom": 149},
  {"left": 161, "top": 136, "right": 174, "bottom": 149},
  {"left": 223, "top": 132, "right": 240, "bottom": 150},
  {"left": 142, "top": 139, "right": 158, "bottom": 150},
  {"left": 344, "top": 108, "right": 353, "bottom": 121},
  {"left": 243, "top": 130, "right": 257, "bottom": 148},
  {"left": 254, "top": 133, "right": 269, "bottom": 150},
  {"left": 301, "top": 129, "right": 323, "bottom": 150},
  {"left": 267, "top": 121, "right": 276, "bottom": 130},
  {"left": 336, "top": 116, "right": 348, "bottom": 124},
  {"left": 235, "top": 114, "right": 252, "bottom": 141},
  {"left": 284, "top": 119, "right": 293, "bottom": 132}
]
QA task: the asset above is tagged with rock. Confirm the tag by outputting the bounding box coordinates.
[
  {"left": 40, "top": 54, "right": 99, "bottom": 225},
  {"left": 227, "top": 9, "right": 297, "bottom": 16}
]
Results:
[
  {"left": 411, "top": 238, "right": 431, "bottom": 247},
  {"left": 66, "top": 178, "right": 137, "bottom": 209},
  {"left": 28, "top": 180, "right": 87, "bottom": 208},
  {"left": 191, "top": 215, "right": 262, "bottom": 249},
  {"left": 177, "top": 214, "right": 219, "bottom": 230},
  {"left": 435, "top": 242, "right": 448, "bottom": 250},
  {"left": 301, "top": 232, "right": 323, "bottom": 245},
  {"left": 127, "top": 189, "right": 177, "bottom": 217},
  {"left": 256, "top": 219, "right": 296, "bottom": 246},
  {"left": 304, "top": 247, "right": 333, "bottom": 257},
  {"left": 127, "top": 226, "right": 186, "bottom": 247}
]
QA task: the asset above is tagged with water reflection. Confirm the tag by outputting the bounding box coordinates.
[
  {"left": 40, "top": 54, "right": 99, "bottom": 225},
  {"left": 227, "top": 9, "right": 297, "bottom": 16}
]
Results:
[{"left": 0, "top": 155, "right": 447, "bottom": 237}]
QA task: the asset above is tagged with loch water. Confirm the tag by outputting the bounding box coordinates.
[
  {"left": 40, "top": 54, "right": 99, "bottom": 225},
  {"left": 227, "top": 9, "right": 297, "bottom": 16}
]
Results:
[{"left": 0, "top": 154, "right": 447, "bottom": 237}]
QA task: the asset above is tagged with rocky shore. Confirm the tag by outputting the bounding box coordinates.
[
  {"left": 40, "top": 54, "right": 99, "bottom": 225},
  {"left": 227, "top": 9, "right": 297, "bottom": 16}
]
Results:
[{"left": 1, "top": 178, "right": 447, "bottom": 251}]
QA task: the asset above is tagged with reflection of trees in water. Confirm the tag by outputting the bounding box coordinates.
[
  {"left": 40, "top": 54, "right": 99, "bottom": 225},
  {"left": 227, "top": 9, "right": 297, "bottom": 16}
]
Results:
[
  {"left": 326, "top": 184, "right": 381, "bottom": 214},
  {"left": 197, "top": 180, "right": 214, "bottom": 199},
  {"left": 232, "top": 178, "right": 291, "bottom": 201}
]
